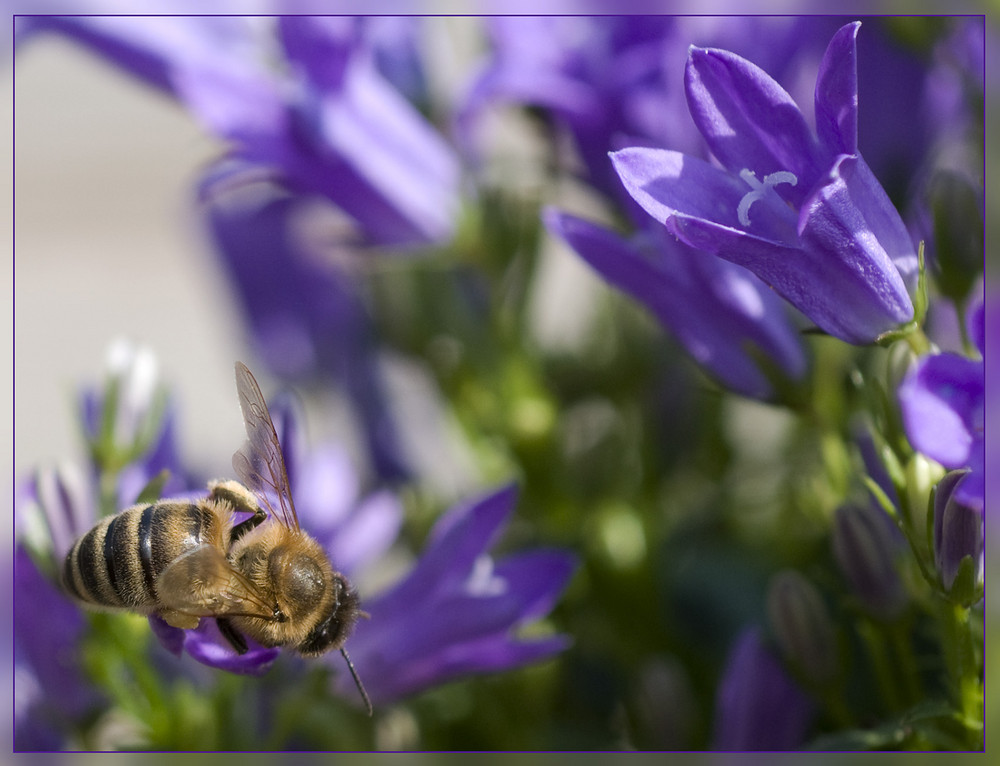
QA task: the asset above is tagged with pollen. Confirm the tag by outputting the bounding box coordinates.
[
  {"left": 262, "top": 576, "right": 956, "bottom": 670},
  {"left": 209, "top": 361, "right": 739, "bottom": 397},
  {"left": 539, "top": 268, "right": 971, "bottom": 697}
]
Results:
[{"left": 737, "top": 169, "right": 798, "bottom": 227}]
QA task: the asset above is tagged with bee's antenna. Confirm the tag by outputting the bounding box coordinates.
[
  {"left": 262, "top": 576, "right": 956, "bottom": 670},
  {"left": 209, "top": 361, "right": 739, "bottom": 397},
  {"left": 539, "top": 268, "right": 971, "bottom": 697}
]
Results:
[{"left": 341, "top": 647, "right": 373, "bottom": 717}]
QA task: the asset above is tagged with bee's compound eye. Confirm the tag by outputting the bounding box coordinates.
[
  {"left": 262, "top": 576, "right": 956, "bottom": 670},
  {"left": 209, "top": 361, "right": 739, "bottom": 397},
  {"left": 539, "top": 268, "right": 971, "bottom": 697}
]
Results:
[{"left": 296, "top": 586, "right": 362, "bottom": 656}]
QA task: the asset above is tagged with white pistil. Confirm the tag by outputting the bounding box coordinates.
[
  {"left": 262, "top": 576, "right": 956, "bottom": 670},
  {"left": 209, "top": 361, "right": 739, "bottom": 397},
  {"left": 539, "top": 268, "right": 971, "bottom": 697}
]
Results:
[{"left": 737, "top": 169, "right": 798, "bottom": 227}]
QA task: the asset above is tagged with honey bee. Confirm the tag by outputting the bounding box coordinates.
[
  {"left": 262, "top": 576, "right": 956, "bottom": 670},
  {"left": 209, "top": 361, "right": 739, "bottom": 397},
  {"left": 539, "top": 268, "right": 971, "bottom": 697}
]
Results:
[{"left": 62, "top": 361, "right": 372, "bottom": 714}]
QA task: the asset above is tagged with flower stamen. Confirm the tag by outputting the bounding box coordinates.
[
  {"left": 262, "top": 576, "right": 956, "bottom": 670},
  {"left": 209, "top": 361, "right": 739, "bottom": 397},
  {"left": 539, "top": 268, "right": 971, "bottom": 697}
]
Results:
[{"left": 737, "top": 169, "right": 798, "bottom": 227}]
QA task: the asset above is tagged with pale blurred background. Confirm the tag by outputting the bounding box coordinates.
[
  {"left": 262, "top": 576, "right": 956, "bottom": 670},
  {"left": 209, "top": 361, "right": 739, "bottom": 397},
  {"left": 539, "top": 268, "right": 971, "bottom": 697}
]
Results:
[{"left": 12, "top": 34, "right": 256, "bottom": 483}]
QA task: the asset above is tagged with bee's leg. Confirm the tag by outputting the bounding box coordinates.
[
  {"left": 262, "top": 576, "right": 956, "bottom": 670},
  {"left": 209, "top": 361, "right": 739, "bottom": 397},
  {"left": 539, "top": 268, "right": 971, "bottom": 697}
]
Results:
[
  {"left": 208, "top": 479, "right": 261, "bottom": 513},
  {"left": 228, "top": 509, "right": 267, "bottom": 545},
  {"left": 209, "top": 480, "right": 268, "bottom": 545},
  {"left": 216, "top": 617, "right": 248, "bottom": 655}
]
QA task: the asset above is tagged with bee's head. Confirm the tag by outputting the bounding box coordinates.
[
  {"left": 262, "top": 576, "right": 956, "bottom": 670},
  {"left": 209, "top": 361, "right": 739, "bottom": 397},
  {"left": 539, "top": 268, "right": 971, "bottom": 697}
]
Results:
[{"left": 296, "top": 574, "right": 363, "bottom": 656}]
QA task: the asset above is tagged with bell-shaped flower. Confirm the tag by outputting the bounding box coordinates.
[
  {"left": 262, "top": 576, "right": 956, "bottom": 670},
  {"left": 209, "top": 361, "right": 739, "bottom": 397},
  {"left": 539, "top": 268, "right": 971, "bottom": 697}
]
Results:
[
  {"left": 544, "top": 209, "right": 807, "bottom": 399},
  {"left": 20, "top": 15, "right": 460, "bottom": 247},
  {"left": 611, "top": 22, "right": 918, "bottom": 345},
  {"left": 336, "top": 484, "right": 576, "bottom": 706},
  {"left": 198, "top": 159, "right": 410, "bottom": 481},
  {"left": 898, "top": 297, "right": 984, "bottom": 513}
]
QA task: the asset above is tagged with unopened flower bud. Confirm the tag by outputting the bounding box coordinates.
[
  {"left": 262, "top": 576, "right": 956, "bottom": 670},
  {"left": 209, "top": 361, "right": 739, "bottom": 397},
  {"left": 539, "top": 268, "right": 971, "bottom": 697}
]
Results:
[
  {"left": 84, "top": 340, "right": 164, "bottom": 466},
  {"left": 766, "top": 570, "right": 838, "bottom": 686},
  {"left": 831, "top": 504, "right": 907, "bottom": 619},
  {"left": 933, "top": 469, "right": 983, "bottom": 603}
]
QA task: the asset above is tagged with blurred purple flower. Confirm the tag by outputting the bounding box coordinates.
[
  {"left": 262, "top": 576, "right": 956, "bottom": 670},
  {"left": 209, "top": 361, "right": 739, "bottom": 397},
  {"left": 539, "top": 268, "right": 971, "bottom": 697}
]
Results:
[
  {"left": 14, "top": 545, "right": 103, "bottom": 751},
  {"left": 336, "top": 483, "right": 576, "bottom": 706},
  {"left": 612, "top": 22, "right": 919, "bottom": 345},
  {"left": 545, "top": 208, "right": 807, "bottom": 400},
  {"left": 458, "top": 16, "right": 685, "bottom": 198},
  {"left": 22, "top": 15, "right": 460, "bottom": 247},
  {"left": 198, "top": 159, "right": 409, "bottom": 480},
  {"left": 459, "top": 17, "right": 843, "bottom": 202},
  {"left": 899, "top": 297, "right": 984, "bottom": 512},
  {"left": 712, "top": 626, "right": 814, "bottom": 750}
]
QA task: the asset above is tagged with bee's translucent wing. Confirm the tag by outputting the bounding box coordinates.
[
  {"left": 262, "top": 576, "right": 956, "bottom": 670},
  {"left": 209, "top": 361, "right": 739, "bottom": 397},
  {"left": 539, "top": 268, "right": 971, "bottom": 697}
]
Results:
[
  {"left": 157, "top": 544, "right": 278, "bottom": 621},
  {"left": 232, "top": 361, "right": 300, "bottom": 531}
]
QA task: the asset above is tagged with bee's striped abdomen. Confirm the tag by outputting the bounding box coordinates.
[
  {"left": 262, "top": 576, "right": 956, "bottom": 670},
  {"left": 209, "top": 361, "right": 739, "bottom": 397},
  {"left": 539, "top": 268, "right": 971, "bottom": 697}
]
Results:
[{"left": 62, "top": 501, "right": 224, "bottom": 613}]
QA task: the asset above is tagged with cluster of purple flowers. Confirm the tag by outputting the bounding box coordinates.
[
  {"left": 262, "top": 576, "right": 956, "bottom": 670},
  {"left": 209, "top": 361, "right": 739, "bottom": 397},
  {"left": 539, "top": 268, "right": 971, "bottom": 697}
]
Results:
[
  {"left": 14, "top": 344, "right": 575, "bottom": 747},
  {"left": 13, "top": 13, "right": 985, "bottom": 752}
]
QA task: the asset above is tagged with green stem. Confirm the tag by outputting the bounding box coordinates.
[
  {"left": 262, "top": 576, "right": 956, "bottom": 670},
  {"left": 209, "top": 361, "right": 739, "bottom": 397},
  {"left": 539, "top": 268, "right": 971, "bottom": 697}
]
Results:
[
  {"left": 940, "top": 600, "right": 983, "bottom": 747},
  {"left": 903, "top": 327, "right": 932, "bottom": 357}
]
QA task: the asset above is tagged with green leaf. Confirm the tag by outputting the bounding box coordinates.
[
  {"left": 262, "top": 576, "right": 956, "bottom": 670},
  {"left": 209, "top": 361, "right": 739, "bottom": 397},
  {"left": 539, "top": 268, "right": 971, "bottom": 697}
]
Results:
[
  {"left": 805, "top": 699, "right": 966, "bottom": 750},
  {"left": 946, "top": 554, "right": 983, "bottom": 607}
]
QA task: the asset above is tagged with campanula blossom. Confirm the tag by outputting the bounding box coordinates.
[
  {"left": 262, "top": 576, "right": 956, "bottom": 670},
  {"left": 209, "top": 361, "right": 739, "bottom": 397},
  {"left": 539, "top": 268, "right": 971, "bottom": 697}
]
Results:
[
  {"left": 544, "top": 209, "right": 806, "bottom": 400},
  {"left": 898, "top": 297, "right": 984, "bottom": 513},
  {"left": 712, "top": 627, "right": 814, "bottom": 749},
  {"left": 458, "top": 15, "right": 682, "bottom": 198},
  {"left": 611, "top": 22, "right": 919, "bottom": 345},
  {"left": 198, "top": 159, "right": 409, "bottom": 481},
  {"left": 21, "top": 15, "right": 461, "bottom": 247},
  {"left": 459, "top": 17, "right": 846, "bottom": 202},
  {"left": 336, "top": 483, "right": 576, "bottom": 706}
]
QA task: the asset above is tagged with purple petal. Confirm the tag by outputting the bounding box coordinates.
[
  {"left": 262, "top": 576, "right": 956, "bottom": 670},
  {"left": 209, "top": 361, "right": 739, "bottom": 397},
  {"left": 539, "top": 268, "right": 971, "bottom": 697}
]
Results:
[
  {"left": 308, "top": 64, "right": 461, "bottom": 246},
  {"left": 685, "top": 45, "right": 822, "bottom": 199},
  {"left": 148, "top": 614, "right": 186, "bottom": 656},
  {"left": 343, "top": 632, "right": 571, "bottom": 705},
  {"left": 796, "top": 155, "right": 915, "bottom": 341},
  {"left": 820, "top": 153, "right": 919, "bottom": 292},
  {"left": 610, "top": 147, "right": 800, "bottom": 245},
  {"left": 492, "top": 550, "right": 578, "bottom": 623},
  {"left": 325, "top": 490, "right": 404, "bottom": 578},
  {"left": 544, "top": 209, "right": 805, "bottom": 398},
  {"left": 814, "top": 22, "right": 860, "bottom": 156},
  {"left": 181, "top": 620, "right": 280, "bottom": 676},
  {"left": 278, "top": 16, "right": 357, "bottom": 92},
  {"left": 173, "top": 62, "right": 290, "bottom": 165},
  {"left": 22, "top": 16, "right": 261, "bottom": 98},
  {"left": 371, "top": 484, "right": 519, "bottom": 615},
  {"left": 899, "top": 353, "right": 984, "bottom": 467}
]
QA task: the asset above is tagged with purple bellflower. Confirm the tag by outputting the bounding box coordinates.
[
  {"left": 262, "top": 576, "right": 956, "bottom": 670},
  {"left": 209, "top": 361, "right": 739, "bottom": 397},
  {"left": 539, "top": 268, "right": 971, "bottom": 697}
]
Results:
[
  {"left": 611, "top": 22, "right": 919, "bottom": 345},
  {"left": 336, "top": 483, "right": 576, "bottom": 706},
  {"left": 198, "top": 159, "right": 409, "bottom": 481},
  {"left": 458, "top": 16, "right": 684, "bottom": 199},
  {"left": 21, "top": 15, "right": 461, "bottom": 247},
  {"left": 544, "top": 209, "right": 807, "bottom": 400},
  {"left": 712, "top": 626, "right": 815, "bottom": 750},
  {"left": 898, "top": 297, "right": 984, "bottom": 513}
]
